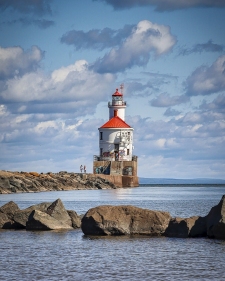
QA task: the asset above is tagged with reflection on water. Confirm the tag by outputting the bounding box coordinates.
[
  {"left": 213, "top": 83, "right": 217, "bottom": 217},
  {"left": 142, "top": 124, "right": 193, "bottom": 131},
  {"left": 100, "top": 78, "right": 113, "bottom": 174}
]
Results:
[{"left": 0, "top": 186, "right": 225, "bottom": 281}]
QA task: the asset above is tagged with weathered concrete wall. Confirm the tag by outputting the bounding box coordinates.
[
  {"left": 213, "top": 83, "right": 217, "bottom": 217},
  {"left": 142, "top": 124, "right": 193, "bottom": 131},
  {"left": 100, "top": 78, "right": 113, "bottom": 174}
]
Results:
[
  {"left": 122, "top": 175, "right": 139, "bottom": 187},
  {"left": 93, "top": 160, "right": 138, "bottom": 187},
  {"left": 95, "top": 174, "right": 139, "bottom": 188},
  {"left": 93, "top": 160, "right": 138, "bottom": 176}
]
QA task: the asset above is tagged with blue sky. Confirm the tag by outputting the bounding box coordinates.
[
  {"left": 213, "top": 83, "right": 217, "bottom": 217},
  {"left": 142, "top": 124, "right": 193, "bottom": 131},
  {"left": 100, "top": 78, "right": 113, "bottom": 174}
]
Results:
[{"left": 0, "top": 0, "right": 225, "bottom": 179}]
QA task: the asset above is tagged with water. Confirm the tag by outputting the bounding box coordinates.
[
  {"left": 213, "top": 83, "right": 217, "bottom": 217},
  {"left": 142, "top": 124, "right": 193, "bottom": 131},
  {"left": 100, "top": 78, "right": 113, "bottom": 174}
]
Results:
[{"left": 1, "top": 186, "right": 225, "bottom": 281}]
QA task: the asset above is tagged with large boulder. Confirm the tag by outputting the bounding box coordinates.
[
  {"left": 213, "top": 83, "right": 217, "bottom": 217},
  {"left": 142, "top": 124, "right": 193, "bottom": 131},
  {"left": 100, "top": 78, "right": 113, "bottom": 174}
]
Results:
[
  {"left": 81, "top": 205, "right": 171, "bottom": 236},
  {"left": 46, "top": 199, "right": 72, "bottom": 227},
  {"left": 206, "top": 194, "right": 225, "bottom": 239},
  {"left": 0, "top": 201, "right": 20, "bottom": 220},
  {"left": 26, "top": 210, "right": 73, "bottom": 230},
  {"left": 67, "top": 210, "right": 81, "bottom": 228},
  {"left": 165, "top": 216, "right": 207, "bottom": 238},
  {"left": 0, "top": 201, "right": 21, "bottom": 229},
  {"left": 13, "top": 202, "right": 52, "bottom": 228}
]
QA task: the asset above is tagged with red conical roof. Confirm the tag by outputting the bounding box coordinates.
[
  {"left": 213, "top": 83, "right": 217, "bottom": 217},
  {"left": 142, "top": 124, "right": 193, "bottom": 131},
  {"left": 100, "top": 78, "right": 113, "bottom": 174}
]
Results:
[
  {"left": 100, "top": 116, "right": 131, "bottom": 128},
  {"left": 112, "top": 89, "right": 123, "bottom": 96}
]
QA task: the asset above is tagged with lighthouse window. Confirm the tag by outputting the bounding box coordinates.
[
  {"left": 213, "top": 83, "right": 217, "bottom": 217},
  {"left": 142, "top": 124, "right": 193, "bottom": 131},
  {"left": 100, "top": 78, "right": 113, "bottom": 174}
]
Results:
[
  {"left": 100, "top": 148, "right": 103, "bottom": 156},
  {"left": 100, "top": 132, "right": 103, "bottom": 140},
  {"left": 127, "top": 149, "right": 130, "bottom": 155}
]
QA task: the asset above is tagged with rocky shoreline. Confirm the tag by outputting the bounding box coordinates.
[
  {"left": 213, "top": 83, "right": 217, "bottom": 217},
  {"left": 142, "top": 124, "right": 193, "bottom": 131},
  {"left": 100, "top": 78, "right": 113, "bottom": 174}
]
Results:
[
  {"left": 0, "top": 195, "right": 225, "bottom": 240},
  {"left": 0, "top": 170, "right": 118, "bottom": 194}
]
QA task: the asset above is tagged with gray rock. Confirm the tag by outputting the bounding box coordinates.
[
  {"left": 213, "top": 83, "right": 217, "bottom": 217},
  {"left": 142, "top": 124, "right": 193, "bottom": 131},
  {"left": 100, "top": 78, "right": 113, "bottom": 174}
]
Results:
[
  {"left": 165, "top": 216, "right": 207, "bottom": 238},
  {"left": 206, "top": 194, "right": 225, "bottom": 239},
  {"left": 67, "top": 210, "right": 81, "bottom": 228},
  {"left": 26, "top": 210, "right": 73, "bottom": 230},
  {"left": 81, "top": 205, "right": 171, "bottom": 236},
  {"left": 189, "top": 216, "right": 207, "bottom": 237},
  {"left": 13, "top": 202, "right": 52, "bottom": 228},
  {"left": 13, "top": 209, "right": 33, "bottom": 228},
  {"left": 0, "top": 201, "right": 20, "bottom": 220},
  {"left": 0, "top": 212, "right": 14, "bottom": 229},
  {"left": 46, "top": 199, "right": 72, "bottom": 227}
]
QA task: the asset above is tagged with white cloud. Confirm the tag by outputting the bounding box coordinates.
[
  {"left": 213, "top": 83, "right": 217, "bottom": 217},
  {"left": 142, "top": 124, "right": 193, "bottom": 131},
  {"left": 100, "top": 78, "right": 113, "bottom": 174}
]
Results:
[
  {"left": 185, "top": 55, "right": 225, "bottom": 96},
  {"left": 0, "top": 46, "right": 44, "bottom": 80},
  {"left": 0, "top": 59, "right": 115, "bottom": 116},
  {"left": 92, "top": 20, "right": 176, "bottom": 73}
]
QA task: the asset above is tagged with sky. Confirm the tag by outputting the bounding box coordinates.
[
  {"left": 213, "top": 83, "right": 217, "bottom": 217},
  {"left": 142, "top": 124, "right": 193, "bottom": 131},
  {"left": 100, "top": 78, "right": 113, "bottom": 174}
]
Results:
[{"left": 0, "top": 0, "right": 225, "bottom": 179}]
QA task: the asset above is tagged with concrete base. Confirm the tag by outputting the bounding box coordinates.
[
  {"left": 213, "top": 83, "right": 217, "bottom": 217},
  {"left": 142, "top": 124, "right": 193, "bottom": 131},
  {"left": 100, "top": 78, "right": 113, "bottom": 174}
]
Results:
[{"left": 95, "top": 174, "right": 139, "bottom": 188}]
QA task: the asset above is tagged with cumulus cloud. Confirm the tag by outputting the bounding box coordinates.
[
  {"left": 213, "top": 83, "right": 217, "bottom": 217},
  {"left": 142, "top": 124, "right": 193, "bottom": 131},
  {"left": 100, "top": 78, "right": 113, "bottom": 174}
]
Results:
[
  {"left": 92, "top": 20, "right": 176, "bottom": 73},
  {"left": 200, "top": 94, "right": 225, "bottom": 113},
  {"left": 0, "top": 56, "right": 115, "bottom": 116},
  {"left": 0, "top": 0, "right": 52, "bottom": 15},
  {"left": 185, "top": 55, "right": 225, "bottom": 96},
  {"left": 93, "top": 0, "right": 225, "bottom": 11},
  {"left": 0, "top": 104, "right": 100, "bottom": 172},
  {"left": 61, "top": 25, "right": 134, "bottom": 50},
  {"left": 127, "top": 111, "right": 225, "bottom": 173},
  {"left": 150, "top": 93, "right": 189, "bottom": 107},
  {"left": 0, "top": 46, "right": 44, "bottom": 80}
]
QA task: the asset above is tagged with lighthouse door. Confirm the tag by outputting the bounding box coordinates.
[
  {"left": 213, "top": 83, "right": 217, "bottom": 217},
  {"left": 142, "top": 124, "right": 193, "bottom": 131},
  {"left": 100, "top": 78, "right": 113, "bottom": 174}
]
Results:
[{"left": 114, "top": 144, "right": 119, "bottom": 161}]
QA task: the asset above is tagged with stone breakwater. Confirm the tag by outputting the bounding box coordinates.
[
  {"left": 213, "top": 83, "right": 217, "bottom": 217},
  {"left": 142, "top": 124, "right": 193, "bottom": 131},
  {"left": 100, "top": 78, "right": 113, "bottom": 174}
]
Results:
[
  {"left": 0, "top": 170, "right": 118, "bottom": 194},
  {"left": 0, "top": 195, "right": 225, "bottom": 240}
]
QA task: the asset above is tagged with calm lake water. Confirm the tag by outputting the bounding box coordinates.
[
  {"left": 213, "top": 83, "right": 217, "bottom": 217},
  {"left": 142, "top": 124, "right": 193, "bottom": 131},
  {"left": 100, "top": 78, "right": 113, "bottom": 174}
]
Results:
[{"left": 1, "top": 186, "right": 225, "bottom": 281}]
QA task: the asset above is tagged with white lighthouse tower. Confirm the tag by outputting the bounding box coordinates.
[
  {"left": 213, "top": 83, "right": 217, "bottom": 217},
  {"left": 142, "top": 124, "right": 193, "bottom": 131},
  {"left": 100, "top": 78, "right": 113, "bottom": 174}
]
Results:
[{"left": 93, "top": 86, "right": 138, "bottom": 187}]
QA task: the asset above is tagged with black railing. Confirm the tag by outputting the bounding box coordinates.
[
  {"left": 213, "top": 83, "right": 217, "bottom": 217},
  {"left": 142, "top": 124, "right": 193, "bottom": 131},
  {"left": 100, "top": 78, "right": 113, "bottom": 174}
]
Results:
[
  {"left": 108, "top": 101, "right": 126, "bottom": 106},
  {"left": 93, "top": 155, "right": 138, "bottom": 162},
  {"left": 132, "top": 155, "right": 138, "bottom": 161}
]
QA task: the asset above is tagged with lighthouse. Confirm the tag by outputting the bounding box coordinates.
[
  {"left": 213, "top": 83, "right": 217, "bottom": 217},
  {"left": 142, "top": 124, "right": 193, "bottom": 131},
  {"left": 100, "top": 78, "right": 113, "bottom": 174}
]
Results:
[{"left": 93, "top": 86, "right": 139, "bottom": 187}]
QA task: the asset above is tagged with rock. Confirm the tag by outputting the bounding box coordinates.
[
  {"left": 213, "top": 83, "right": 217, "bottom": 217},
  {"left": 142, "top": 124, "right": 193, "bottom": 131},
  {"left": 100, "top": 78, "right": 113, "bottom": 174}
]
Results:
[
  {"left": 206, "top": 194, "right": 225, "bottom": 239},
  {"left": 13, "top": 202, "right": 52, "bottom": 228},
  {"left": 26, "top": 210, "right": 73, "bottom": 230},
  {"left": 0, "top": 201, "right": 20, "bottom": 220},
  {"left": 0, "top": 212, "right": 14, "bottom": 229},
  {"left": 13, "top": 209, "right": 34, "bottom": 228},
  {"left": 0, "top": 176, "right": 10, "bottom": 193},
  {"left": 81, "top": 205, "right": 171, "bottom": 236},
  {"left": 67, "top": 210, "right": 81, "bottom": 228},
  {"left": 0, "top": 201, "right": 22, "bottom": 229},
  {"left": 165, "top": 216, "right": 207, "bottom": 238},
  {"left": 189, "top": 216, "right": 207, "bottom": 237},
  {"left": 0, "top": 170, "right": 119, "bottom": 194},
  {"left": 46, "top": 199, "right": 72, "bottom": 227}
]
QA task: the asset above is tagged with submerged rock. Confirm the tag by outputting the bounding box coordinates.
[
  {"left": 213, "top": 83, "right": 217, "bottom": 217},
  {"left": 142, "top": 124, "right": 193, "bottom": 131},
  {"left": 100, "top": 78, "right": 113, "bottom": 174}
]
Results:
[
  {"left": 206, "top": 195, "right": 225, "bottom": 239},
  {"left": 81, "top": 205, "right": 171, "bottom": 236}
]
